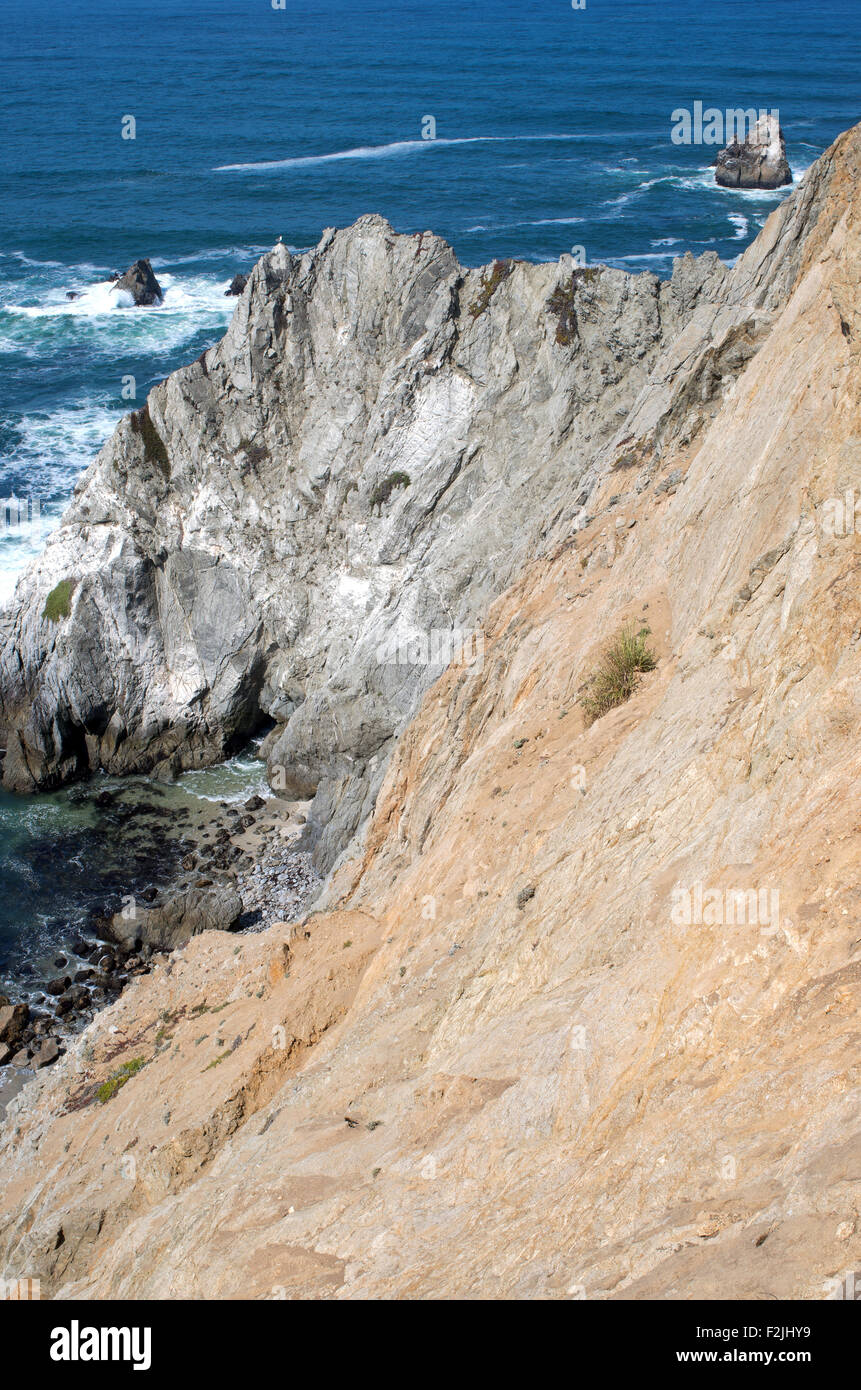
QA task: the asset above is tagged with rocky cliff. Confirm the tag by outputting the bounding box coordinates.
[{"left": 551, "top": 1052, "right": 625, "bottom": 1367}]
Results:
[
  {"left": 0, "top": 133, "right": 848, "bottom": 872},
  {"left": 0, "top": 124, "right": 859, "bottom": 1299}
]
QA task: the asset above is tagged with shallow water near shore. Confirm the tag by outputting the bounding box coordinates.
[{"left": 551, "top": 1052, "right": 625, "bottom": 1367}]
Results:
[{"left": 0, "top": 748, "right": 270, "bottom": 999}]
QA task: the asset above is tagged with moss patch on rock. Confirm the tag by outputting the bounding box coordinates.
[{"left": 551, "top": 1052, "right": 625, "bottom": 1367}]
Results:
[
  {"left": 370, "top": 471, "right": 411, "bottom": 510},
  {"left": 469, "top": 259, "right": 514, "bottom": 318},
  {"left": 42, "top": 579, "right": 76, "bottom": 623}
]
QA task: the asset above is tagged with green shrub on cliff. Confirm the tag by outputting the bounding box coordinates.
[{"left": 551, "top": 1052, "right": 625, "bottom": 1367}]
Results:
[
  {"left": 580, "top": 624, "right": 657, "bottom": 725},
  {"left": 96, "top": 1056, "right": 146, "bottom": 1104},
  {"left": 42, "top": 579, "right": 75, "bottom": 623}
]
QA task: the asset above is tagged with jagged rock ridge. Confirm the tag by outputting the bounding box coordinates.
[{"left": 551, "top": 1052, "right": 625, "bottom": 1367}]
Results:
[{"left": 0, "top": 143, "right": 843, "bottom": 869}]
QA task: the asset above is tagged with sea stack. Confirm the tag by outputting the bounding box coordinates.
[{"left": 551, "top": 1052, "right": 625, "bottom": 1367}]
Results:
[
  {"left": 110, "top": 258, "right": 164, "bottom": 306},
  {"left": 715, "top": 112, "right": 792, "bottom": 189}
]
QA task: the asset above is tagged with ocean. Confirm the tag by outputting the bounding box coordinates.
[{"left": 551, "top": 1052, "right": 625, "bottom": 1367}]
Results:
[{"left": 0, "top": 0, "right": 858, "bottom": 990}]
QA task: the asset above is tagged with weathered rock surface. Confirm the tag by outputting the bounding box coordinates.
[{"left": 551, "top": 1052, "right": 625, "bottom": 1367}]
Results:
[
  {"left": 715, "top": 112, "right": 792, "bottom": 189},
  {"left": 0, "top": 131, "right": 843, "bottom": 876},
  {"left": 110, "top": 258, "right": 164, "bottom": 306},
  {"left": 225, "top": 273, "right": 248, "bottom": 297},
  {"left": 30, "top": 1039, "right": 60, "bottom": 1071},
  {"left": 0, "top": 123, "right": 859, "bottom": 1301},
  {"left": 0, "top": 1003, "right": 28, "bottom": 1047},
  {"left": 107, "top": 884, "right": 243, "bottom": 951}
]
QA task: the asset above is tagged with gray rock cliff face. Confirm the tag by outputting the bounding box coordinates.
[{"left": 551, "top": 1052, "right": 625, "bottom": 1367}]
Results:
[{"left": 0, "top": 153, "right": 834, "bottom": 872}]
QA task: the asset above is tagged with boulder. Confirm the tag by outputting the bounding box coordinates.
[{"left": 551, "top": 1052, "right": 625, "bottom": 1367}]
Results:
[
  {"left": 107, "top": 883, "right": 243, "bottom": 951},
  {"left": 225, "top": 273, "right": 248, "bottom": 297},
  {"left": 0, "top": 1002, "right": 29, "bottom": 1047},
  {"left": 31, "top": 1038, "right": 60, "bottom": 1070},
  {"left": 111, "top": 258, "right": 164, "bottom": 306},
  {"left": 715, "top": 113, "right": 792, "bottom": 189}
]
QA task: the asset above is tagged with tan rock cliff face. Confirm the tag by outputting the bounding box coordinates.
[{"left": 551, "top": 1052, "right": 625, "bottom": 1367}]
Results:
[{"left": 0, "top": 126, "right": 859, "bottom": 1300}]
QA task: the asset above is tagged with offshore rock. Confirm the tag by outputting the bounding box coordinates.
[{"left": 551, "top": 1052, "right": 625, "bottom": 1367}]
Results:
[
  {"left": 111, "top": 258, "right": 164, "bottom": 307},
  {"left": 715, "top": 113, "right": 792, "bottom": 189}
]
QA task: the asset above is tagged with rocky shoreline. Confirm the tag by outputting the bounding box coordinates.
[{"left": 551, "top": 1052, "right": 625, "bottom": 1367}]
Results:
[{"left": 0, "top": 780, "right": 319, "bottom": 1112}]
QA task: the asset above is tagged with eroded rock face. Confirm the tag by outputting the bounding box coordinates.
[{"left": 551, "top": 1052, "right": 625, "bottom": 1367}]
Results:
[
  {"left": 110, "top": 258, "right": 164, "bottom": 306},
  {"left": 715, "top": 113, "right": 792, "bottom": 189},
  {"left": 0, "top": 129, "right": 842, "bottom": 881}
]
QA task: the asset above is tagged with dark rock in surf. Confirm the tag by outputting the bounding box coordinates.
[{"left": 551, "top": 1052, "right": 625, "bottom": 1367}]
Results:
[{"left": 111, "top": 258, "right": 164, "bottom": 307}]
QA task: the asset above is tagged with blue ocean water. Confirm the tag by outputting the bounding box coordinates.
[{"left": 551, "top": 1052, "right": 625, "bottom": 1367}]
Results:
[
  {"left": 0, "top": 0, "right": 858, "bottom": 996},
  {"left": 1, "top": 0, "right": 858, "bottom": 590}
]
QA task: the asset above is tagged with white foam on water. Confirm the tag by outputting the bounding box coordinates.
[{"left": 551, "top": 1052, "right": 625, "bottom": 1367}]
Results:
[
  {"left": 3, "top": 272, "right": 233, "bottom": 323},
  {"left": 149, "top": 244, "right": 272, "bottom": 269},
  {"left": 176, "top": 749, "right": 270, "bottom": 804},
  {"left": 0, "top": 400, "right": 122, "bottom": 606},
  {"left": 601, "top": 176, "right": 670, "bottom": 211},
  {"left": 0, "top": 269, "right": 236, "bottom": 366},
  {"left": 607, "top": 251, "right": 680, "bottom": 269},
  {"left": 729, "top": 212, "right": 749, "bottom": 239},
  {"left": 0, "top": 258, "right": 243, "bottom": 602},
  {"left": 675, "top": 164, "right": 806, "bottom": 201},
  {"left": 214, "top": 132, "right": 592, "bottom": 172},
  {"left": 463, "top": 213, "right": 585, "bottom": 234}
]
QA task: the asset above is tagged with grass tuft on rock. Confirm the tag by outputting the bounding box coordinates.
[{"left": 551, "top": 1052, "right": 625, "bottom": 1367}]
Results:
[
  {"left": 42, "top": 579, "right": 75, "bottom": 623},
  {"left": 580, "top": 624, "right": 657, "bottom": 725},
  {"left": 96, "top": 1057, "right": 146, "bottom": 1104}
]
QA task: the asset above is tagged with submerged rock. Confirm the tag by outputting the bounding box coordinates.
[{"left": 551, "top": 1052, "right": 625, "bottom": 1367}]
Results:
[{"left": 715, "top": 113, "right": 792, "bottom": 189}]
